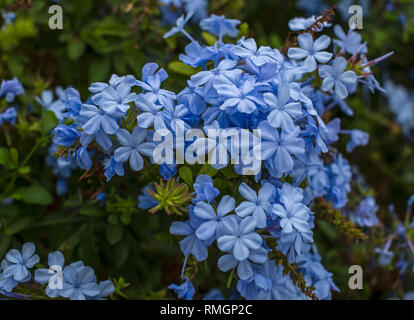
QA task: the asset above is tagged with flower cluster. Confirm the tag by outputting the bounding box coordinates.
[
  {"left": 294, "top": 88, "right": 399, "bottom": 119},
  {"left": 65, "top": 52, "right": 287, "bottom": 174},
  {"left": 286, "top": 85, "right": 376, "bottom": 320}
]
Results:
[
  {"left": 0, "top": 242, "right": 114, "bottom": 300},
  {"left": 38, "top": 10, "right": 391, "bottom": 300}
]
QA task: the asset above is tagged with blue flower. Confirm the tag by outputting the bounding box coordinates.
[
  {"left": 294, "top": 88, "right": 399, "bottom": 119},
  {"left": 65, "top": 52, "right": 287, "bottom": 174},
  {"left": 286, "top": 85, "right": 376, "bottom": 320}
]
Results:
[
  {"left": 272, "top": 198, "right": 311, "bottom": 234},
  {"left": 288, "top": 15, "right": 329, "bottom": 31},
  {"left": 138, "top": 185, "right": 159, "bottom": 209},
  {"left": 178, "top": 80, "right": 207, "bottom": 115},
  {"left": 345, "top": 129, "right": 369, "bottom": 152},
  {"left": 2, "top": 242, "right": 39, "bottom": 282},
  {"left": 235, "top": 182, "right": 274, "bottom": 228},
  {"left": 76, "top": 146, "right": 93, "bottom": 171},
  {"left": 136, "top": 63, "right": 175, "bottom": 105},
  {"left": 36, "top": 88, "right": 66, "bottom": 121},
  {"left": 62, "top": 88, "right": 82, "bottom": 119},
  {"left": 56, "top": 178, "right": 68, "bottom": 196},
  {"left": 264, "top": 87, "right": 302, "bottom": 131},
  {"left": 194, "top": 195, "right": 236, "bottom": 241},
  {"left": 0, "top": 107, "right": 17, "bottom": 125},
  {"left": 182, "top": 0, "right": 207, "bottom": 21},
  {"left": 80, "top": 104, "right": 121, "bottom": 135},
  {"left": 353, "top": 197, "right": 379, "bottom": 227},
  {"left": 168, "top": 278, "right": 195, "bottom": 300},
  {"left": 0, "top": 260, "right": 19, "bottom": 292},
  {"left": 135, "top": 95, "right": 165, "bottom": 129},
  {"left": 164, "top": 12, "right": 193, "bottom": 39},
  {"left": 329, "top": 154, "right": 352, "bottom": 190},
  {"left": 34, "top": 251, "right": 65, "bottom": 298},
  {"left": 375, "top": 246, "right": 394, "bottom": 266},
  {"left": 218, "top": 247, "right": 268, "bottom": 280},
  {"left": 217, "top": 215, "right": 262, "bottom": 261},
  {"left": 98, "top": 82, "right": 137, "bottom": 114},
  {"left": 288, "top": 33, "right": 332, "bottom": 72},
  {"left": 191, "top": 59, "right": 238, "bottom": 88},
  {"left": 59, "top": 265, "right": 100, "bottom": 300},
  {"left": 0, "top": 78, "right": 24, "bottom": 102},
  {"left": 179, "top": 41, "right": 217, "bottom": 68},
  {"left": 297, "top": 251, "right": 339, "bottom": 300},
  {"left": 216, "top": 78, "right": 263, "bottom": 114},
  {"left": 87, "top": 280, "right": 115, "bottom": 300},
  {"left": 319, "top": 57, "right": 357, "bottom": 99},
  {"left": 1, "top": 10, "right": 16, "bottom": 27},
  {"left": 170, "top": 218, "right": 209, "bottom": 262},
  {"left": 333, "top": 25, "right": 366, "bottom": 55},
  {"left": 54, "top": 124, "right": 80, "bottom": 147},
  {"left": 233, "top": 38, "right": 275, "bottom": 66},
  {"left": 200, "top": 14, "right": 240, "bottom": 39},
  {"left": 114, "top": 127, "right": 155, "bottom": 171},
  {"left": 256, "top": 121, "right": 305, "bottom": 174},
  {"left": 251, "top": 261, "right": 298, "bottom": 300},
  {"left": 104, "top": 156, "right": 124, "bottom": 181},
  {"left": 192, "top": 175, "right": 220, "bottom": 204}
]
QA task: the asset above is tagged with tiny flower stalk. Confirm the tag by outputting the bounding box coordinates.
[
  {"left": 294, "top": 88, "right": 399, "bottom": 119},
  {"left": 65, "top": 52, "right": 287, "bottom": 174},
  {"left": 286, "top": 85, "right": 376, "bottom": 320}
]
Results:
[
  {"left": 315, "top": 198, "right": 368, "bottom": 242},
  {"left": 148, "top": 178, "right": 193, "bottom": 215}
]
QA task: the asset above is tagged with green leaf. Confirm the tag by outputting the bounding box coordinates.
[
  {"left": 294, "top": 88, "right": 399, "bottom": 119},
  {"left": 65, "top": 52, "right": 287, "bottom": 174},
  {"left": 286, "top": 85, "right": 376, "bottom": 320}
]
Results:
[
  {"left": 202, "top": 32, "right": 217, "bottom": 46},
  {"left": 80, "top": 205, "right": 105, "bottom": 217},
  {"left": 5, "top": 217, "right": 32, "bottom": 235},
  {"left": 42, "top": 110, "right": 58, "bottom": 135},
  {"left": 9, "top": 148, "right": 18, "bottom": 167},
  {"left": 0, "top": 234, "right": 11, "bottom": 257},
  {"left": 115, "top": 237, "right": 130, "bottom": 267},
  {"left": 14, "top": 185, "right": 53, "bottom": 205},
  {"left": 89, "top": 58, "right": 111, "bottom": 83},
  {"left": 67, "top": 38, "right": 86, "bottom": 60},
  {"left": 108, "top": 214, "right": 119, "bottom": 225},
  {"left": 18, "top": 166, "right": 31, "bottom": 175},
  {"left": 106, "top": 224, "right": 124, "bottom": 245},
  {"left": 0, "top": 148, "right": 12, "bottom": 168},
  {"left": 179, "top": 166, "right": 193, "bottom": 186},
  {"left": 168, "top": 61, "right": 200, "bottom": 76},
  {"left": 198, "top": 164, "right": 218, "bottom": 178}
]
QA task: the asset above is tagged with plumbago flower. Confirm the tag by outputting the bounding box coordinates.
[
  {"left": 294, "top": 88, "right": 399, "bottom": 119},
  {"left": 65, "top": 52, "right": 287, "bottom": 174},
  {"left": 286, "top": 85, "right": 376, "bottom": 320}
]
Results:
[
  {"left": 235, "top": 182, "right": 275, "bottom": 228},
  {"left": 200, "top": 14, "right": 240, "bottom": 39},
  {"left": 36, "top": 9, "right": 393, "bottom": 301},
  {"left": 255, "top": 121, "right": 305, "bottom": 174},
  {"left": 194, "top": 195, "right": 235, "bottom": 241},
  {"left": 288, "top": 33, "right": 332, "bottom": 72},
  {"left": 264, "top": 86, "right": 303, "bottom": 131},
  {"left": 2, "top": 243, "right": 39, "bottom": 282},
  {"left": 217, "top": 216, "right": 262, "bottom": 261},
  {"left": 0, "top": 77, "right": 24, "bottom": 102},
  {"left": 168, "top": 278, "right": 195, "bottom": 300},
  {"left": 34, "top": 251, "right": 65, "bottom": 298},
  {"left": 319, "top": 57, "right": 357, "bottom": 99},
  {"left": 272, "top": 196, "right": 311, "bottom": 234},
  {"left": 114, "top": 127, "right": 155, "bottom": 171},
  {"left": 192, "top": 175, "right": 220, "bottom": 204},
  {"left": 0, "top": 244, "right": 113, "bottom": 300}
]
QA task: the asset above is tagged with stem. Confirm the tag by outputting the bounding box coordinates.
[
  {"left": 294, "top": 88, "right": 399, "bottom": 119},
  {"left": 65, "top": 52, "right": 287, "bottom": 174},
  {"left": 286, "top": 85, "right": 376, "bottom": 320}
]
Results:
[
  {"left": 0, "top": 172, "right": 17, "bottom": 201},
  {"left": 27, "top": 216, "right": 87, "bottom": 229},
  {"left": 182, "top": 29, "right": 196, "bottom": 43},
  {"left": 226, "top": 268, "right": 235, "bottom": 289},
  {"left": 21, "top": 138, "right": 42, "bottom": 167},
  {"left": 3, "top": 126, "right": 11, "bottom": 147}
]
